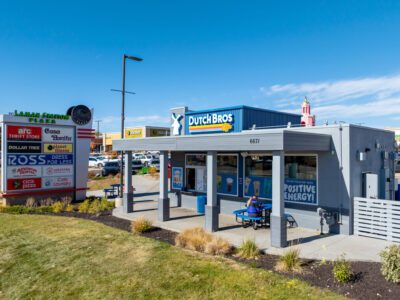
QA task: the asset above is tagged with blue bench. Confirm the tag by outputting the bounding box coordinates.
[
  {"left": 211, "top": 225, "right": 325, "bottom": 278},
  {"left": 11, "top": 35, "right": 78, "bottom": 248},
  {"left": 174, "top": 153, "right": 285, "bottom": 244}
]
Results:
[
  {"left": 103, "top": 188, "right": 115, "bottom": 198},
  {"left": 233, "top": 207, "right": 296, "bottom": 228}
]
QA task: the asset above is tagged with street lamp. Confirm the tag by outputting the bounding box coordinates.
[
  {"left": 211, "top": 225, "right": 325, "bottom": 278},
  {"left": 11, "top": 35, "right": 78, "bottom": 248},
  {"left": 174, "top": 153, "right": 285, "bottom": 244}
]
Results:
[{"left": 119, "top": 54, "right": 143, "bottom": 197}]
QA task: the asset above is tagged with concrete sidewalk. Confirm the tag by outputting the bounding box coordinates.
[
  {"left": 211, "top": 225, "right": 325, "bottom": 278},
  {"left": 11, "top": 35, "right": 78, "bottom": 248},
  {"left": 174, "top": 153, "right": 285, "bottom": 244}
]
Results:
[{"left": 113, "top": 196, "right": 396, "bottom": 262}]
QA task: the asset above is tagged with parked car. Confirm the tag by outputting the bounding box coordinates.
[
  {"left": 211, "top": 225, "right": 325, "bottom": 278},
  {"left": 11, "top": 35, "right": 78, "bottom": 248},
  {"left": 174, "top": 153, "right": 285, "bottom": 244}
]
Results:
[
  {"left": 132, "top": 160, "right": 143, "bottom": 173},
  {"left": 88, "top": 157, "right": 100, "bottom": 168},
  {"left": 101, "top": 161, "right": 120, "bottom": 176},
  {"left": 149, "top": 158, "right": 160, "bottom": 170}
]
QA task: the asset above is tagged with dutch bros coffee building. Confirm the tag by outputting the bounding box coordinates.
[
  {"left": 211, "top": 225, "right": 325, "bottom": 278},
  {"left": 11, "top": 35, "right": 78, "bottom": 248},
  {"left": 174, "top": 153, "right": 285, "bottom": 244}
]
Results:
[
  {"left": 0, "top": 105, "right": 93, "bottom": 205},
  {"left": 113, "top": 101, "right": 396, "bottom": 248}
]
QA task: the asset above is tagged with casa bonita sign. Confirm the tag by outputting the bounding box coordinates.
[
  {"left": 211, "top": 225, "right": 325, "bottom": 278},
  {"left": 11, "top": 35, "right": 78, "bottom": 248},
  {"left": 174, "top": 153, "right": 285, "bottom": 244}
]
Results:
[
  {"left": 12, "top": 110, "right": 70, "bottom": 124},
  {"left": 188, "top": 113, "right": 234, "bottom": 133}
]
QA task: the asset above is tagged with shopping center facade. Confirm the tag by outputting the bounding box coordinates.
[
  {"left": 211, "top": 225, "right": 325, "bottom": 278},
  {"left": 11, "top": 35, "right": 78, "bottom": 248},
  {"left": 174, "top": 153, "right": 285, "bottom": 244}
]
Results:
[{"left": 113, "top": 104, "right": 396, "bottom": 247}]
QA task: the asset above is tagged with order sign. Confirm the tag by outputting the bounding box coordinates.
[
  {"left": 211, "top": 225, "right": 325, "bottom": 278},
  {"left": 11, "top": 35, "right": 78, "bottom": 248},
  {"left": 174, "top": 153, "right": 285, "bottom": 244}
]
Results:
[
  {"left": 7, "top": 125, "right": 42, "bottom": 141},
  {"left": 7, "top": 178, "right": 42, "bottom": 190}
]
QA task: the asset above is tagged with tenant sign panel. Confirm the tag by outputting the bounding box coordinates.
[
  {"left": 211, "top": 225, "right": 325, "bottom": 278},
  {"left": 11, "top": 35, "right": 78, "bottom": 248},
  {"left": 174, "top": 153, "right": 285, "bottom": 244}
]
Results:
[
  {"left": 7, "top": 125, "right": 42, "bottom": 141},
  {"left": 42, "top": 126, "right": 74, "bottom": 142}
]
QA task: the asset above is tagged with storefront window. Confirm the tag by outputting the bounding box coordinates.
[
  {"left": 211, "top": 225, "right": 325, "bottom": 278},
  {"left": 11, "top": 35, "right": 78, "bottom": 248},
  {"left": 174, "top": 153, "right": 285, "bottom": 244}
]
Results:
[
  {"left": 217, "top": 155, "right": 238, "bottom": 195},
  {"left": 244, "top": 156, "right": 272, "bottom": 198},
  {"left": 285, "top": 156, "right": 316, "bottom": 180},
  {"left": 244, "top": 155, "right": 317, "bottom": 204},
  {"left": 186, "top": 154, "right": 206, "bottom": 167}
]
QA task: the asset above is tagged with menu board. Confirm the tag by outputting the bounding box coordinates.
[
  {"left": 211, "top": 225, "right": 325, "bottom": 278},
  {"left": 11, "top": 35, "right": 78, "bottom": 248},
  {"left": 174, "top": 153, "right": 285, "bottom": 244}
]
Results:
[{"left": 5, "top": 125, "right": 75, "bottom": 192}]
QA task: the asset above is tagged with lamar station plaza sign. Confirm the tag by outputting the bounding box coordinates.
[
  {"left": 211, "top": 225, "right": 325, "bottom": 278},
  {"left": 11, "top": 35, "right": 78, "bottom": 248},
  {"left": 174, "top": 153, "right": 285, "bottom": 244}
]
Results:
[{"left": 0, "top": 105, "right": 94, "bottom": 205}]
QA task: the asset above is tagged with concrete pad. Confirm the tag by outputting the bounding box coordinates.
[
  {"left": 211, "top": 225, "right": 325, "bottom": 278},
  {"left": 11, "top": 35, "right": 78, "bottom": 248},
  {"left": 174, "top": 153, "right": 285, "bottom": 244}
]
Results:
[{"left": 113, "top": 195, "right": 397, "bottom": 262}]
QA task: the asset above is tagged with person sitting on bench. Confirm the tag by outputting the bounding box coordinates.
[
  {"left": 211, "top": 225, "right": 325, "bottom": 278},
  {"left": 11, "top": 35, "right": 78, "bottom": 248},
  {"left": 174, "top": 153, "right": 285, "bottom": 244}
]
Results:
[{"left": 246, "top": 195, "right": 261, "bottom": 218}]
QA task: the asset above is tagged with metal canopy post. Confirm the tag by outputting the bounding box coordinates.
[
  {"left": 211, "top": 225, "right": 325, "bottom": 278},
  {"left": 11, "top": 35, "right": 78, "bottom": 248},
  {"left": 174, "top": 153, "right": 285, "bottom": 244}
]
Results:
[
  {"left": 158, "top": 150, "right": 170, "bottom": 221},
  {"left": 205, "top": 151, "right": 219, "bottom": 232},
  {"left": 271, "top": 150, "right": 287, "bottom": 247},
  {"left": 123, "top": 151, "right": 133, "bottom": 213}
]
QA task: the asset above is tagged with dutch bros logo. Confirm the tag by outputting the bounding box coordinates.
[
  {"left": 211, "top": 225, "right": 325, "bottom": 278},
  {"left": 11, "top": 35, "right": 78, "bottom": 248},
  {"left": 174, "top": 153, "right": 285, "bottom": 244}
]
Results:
[{"left": 188, "top": 113, "right": 234, "bottom": 133}]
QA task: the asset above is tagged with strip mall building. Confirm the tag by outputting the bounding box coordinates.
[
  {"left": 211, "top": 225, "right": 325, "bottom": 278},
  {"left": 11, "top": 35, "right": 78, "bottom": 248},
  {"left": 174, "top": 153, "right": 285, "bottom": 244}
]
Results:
[{"left": 114, "top": 100, "right": 396, "bottom": 247}]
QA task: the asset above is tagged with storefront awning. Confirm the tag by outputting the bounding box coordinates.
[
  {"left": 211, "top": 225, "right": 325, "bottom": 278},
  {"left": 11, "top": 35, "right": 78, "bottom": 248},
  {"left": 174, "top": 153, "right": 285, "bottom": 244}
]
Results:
[{"left": 113, "top": 129, "right": 331, "bottom": 152}]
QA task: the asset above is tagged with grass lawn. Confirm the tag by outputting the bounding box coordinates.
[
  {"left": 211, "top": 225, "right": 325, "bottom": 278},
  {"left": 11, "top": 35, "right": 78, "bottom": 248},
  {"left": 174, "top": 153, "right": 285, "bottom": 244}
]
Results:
[
  {"left": 87, "top": 174, "right": 120, "bottom": 191},
  {"left": 0, "top": 214, "right": 343, "bottom": 299}
]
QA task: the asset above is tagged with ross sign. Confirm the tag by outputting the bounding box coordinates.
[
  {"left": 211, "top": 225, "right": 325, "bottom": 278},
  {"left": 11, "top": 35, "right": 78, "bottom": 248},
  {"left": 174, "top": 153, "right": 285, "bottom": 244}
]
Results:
[
  {"left": 7, "top": 178, "right": 42, "bottom": 190},
  {"left": 42, "top": 165, "right": 74, "bottom": 177},
  {"left": 7, "top": 142, "right": 42, "bottom": 153},
  {"left": 7, "top": 166, "right": 42, "bottom": 178},
  {"left": 7, "top": 125, "right": 42, "bottom": 141},
  {"left": 7, "top": 154, "right": 74, "bottom": 166},
  {"left": 284, "top": 179, "right": 317, "bottom": 205},
  {"left": 42, "top": 176, "right": 74, "bottom": 188},
  {"left": 172, "top": 167, "right": 183, "bottom": 190},
  {"left": 125, "top": 127, "right": 143, "bottom": 138},
  {"left": 42, "top": 126, "right": 74, "bottom": 142},
  {"left": 43, "top": 143, "right": 73, "bottom": 153},
  {"left": 188, "top": 113, "right": 234, "bottom": 133}
]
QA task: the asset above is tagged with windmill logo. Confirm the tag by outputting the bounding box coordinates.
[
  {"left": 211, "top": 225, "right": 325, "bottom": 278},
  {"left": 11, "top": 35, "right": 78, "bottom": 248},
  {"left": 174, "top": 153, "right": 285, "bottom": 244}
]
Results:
[{"left": 171, "top": 113, "right": 183, "bottom": 136}]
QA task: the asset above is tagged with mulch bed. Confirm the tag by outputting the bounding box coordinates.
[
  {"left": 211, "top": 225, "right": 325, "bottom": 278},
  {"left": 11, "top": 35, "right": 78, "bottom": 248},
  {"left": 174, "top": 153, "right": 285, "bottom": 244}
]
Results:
[{"left": 34, "top": 211, "right": 400, "bottom": 299}]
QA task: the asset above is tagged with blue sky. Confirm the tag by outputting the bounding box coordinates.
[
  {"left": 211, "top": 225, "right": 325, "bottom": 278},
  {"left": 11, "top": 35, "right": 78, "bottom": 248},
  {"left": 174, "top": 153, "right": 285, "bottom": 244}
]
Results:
[{"left": 1, "top": 1, "right": 400, "bottom": 131}]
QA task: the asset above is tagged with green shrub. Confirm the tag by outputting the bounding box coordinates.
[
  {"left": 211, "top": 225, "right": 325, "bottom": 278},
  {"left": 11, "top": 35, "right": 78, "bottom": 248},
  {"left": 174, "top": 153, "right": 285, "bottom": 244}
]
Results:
[
  {"left": 88, "top": 199, "right": 102, "bottom": 214},
  {"left": 78, "top": 200, "right": 91, "bottom": 213},
  {"left": 380, "top": 244, "right": 400, "bottom": 283},
  {"left": 65, "top": 204, "right": 76, "bottom": 212},
  {"left": 100, "top": 198, "right": 114, "bottom": 211},
  {"left": 51, "top": 201, "right": 65, "bottom": 213},
  {"left": 35, "top": 206, "right": 54, "bottom": 213},
  {"left": 332, "top": 255, "right": 352, "bottom": 283},
  {"left": 236, "top": 239, "right": 259, "bottom": 259},
  {"left": 131, "top": 217, "right": 154, "bottom": 233},
  {"left": 275, "top": 248, "right": 302, "bottom": 273},
  {"left": 0, "top": 205, "right": 31, "bottom": 214},
  {"left": 139, "top": 167, "right": 149, "bottom": 175}
]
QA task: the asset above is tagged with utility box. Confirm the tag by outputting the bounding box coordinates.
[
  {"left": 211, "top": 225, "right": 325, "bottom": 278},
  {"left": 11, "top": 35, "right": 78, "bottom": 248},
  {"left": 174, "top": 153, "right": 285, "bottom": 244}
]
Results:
[{"left": 362, "top": 173, "right": 378, "bottom": 199}]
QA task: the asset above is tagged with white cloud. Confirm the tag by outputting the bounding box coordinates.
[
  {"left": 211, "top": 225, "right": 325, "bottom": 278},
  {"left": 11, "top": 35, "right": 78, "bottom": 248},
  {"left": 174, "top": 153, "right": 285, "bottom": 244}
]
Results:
[
  {"left": 262, "top": 74, "right": 400, "bottom": 104},
  {"left": 260, "top": 74, "right": 400, "bottom": 125}
]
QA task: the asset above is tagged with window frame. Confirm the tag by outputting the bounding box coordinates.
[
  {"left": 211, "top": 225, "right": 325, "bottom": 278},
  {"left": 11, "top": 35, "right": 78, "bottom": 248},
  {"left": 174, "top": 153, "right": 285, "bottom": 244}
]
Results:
[
  {"left": 217, "top": 153, "right": 239, "bottom": 197},
  {"left": 242, "top": 153, "right": 318, "bottom": 205}
]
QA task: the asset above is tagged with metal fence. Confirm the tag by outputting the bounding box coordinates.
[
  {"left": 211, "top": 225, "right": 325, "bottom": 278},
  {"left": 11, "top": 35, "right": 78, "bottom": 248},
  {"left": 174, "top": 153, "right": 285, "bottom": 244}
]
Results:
[{"left": 354, "top": 197, "right": 400, "bottom": 242}]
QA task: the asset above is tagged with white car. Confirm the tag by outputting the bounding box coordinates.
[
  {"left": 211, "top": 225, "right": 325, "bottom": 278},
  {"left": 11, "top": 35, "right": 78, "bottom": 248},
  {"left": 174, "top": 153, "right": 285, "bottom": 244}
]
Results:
[
  {"left": 88, "top": 156, "right": 110, "bottom": 168},
  {"left": 88, "top": 157, "right": 100, "bottom": 168}
]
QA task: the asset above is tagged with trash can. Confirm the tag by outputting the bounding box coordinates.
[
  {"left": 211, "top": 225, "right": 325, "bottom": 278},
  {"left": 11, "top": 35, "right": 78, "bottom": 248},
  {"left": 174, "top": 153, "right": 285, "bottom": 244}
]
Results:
[{"left": 197, "top": 195, "right": 207, "bottom": 214}]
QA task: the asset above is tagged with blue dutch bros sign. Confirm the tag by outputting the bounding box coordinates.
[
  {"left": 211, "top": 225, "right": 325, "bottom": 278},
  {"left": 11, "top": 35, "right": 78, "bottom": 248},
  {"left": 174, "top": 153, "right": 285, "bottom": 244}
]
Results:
[{"left": 7, "top": 154, "right": 74, "bottom": 166}]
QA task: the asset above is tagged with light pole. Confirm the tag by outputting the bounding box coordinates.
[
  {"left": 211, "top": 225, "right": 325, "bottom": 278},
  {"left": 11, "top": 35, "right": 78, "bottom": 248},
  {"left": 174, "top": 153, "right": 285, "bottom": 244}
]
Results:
[
  {"left": 94, "top": 120, "right": 102, "bottom": 153},
  {"left": 119, "top": 54, "right": 143, "bottom": 197}
]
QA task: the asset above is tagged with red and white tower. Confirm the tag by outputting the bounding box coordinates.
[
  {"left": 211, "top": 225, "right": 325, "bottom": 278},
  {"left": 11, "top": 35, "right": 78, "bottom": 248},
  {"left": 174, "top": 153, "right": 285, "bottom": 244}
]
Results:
[{"left": 301, "top": 97, "right": 316, "bottom": 127}]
